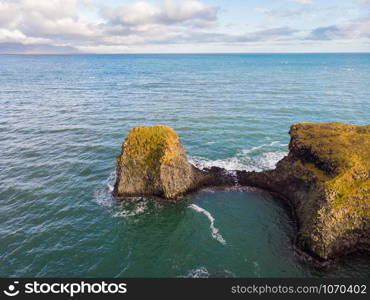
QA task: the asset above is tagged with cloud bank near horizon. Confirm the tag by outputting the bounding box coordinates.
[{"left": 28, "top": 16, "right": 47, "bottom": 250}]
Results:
[{"left": 0, "top": 0, "right": 369, "bottom": 53}]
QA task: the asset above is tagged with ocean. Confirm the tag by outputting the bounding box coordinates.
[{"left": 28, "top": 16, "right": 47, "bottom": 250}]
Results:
[{"left": 0, "top": 53, "right": 369, "bottom": 277}]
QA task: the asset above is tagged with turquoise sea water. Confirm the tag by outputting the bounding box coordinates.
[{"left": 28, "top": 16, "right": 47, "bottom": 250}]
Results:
[{"left": 0, "top": 54, "right": 369, "bottom": 277}]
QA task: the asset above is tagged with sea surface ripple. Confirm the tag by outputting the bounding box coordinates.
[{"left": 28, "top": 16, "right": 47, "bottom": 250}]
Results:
[{"left": 1, "top": 54, "right": 369, "bottom": 277}]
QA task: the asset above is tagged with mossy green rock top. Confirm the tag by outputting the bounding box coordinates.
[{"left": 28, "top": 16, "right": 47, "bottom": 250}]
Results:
[
  {"left": 114, "top": 125, "right": 205, "bottom": 199},
  {"left": 289, "top": 122, "right": 370, "bottom": 217},
  {"left": 238, "top": 122, "right": 370, "bottom": 259}
]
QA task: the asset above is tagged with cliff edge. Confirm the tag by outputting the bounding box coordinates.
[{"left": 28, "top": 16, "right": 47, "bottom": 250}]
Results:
[{"left": 238, "top": 122, "right": 370, "bottom": 259}]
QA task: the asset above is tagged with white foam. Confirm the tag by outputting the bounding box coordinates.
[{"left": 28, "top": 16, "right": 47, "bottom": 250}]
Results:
[
  {"left": 95, "top": 171, "right": 152, "bottom": 218},
  {"left": 113, "top": 199, "right": 149, "bottom": 218},
  {"left": 252, "top": 151, "right": 287, "bottom": 170},
  {"left": 185, "top": 267, "right": 210, "bottom": 278},
  {"left": 189, "top": 141, "right": 288, "bottom": 173},
  {"left": 189, "top": 204, "right": 226, "bottom": 245},
  {"left": 189, "top": 156, "right": 253, "bottom": 171},
  {"left": 95, "top": 172, "right": 115, "bottom": 207},
  {"left": 107, "top": 183, "right": 114, "bottom": 193}
]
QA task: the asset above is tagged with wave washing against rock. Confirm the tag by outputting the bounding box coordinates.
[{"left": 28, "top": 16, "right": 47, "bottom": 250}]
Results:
[
  {"left": 95, "top": 171, "right": 155, "bottom": 218},
  {"left": 189, "top": 204, "right": 226, "bottom": 245},
  {"left": 189, "top": 141, "right": 288, "bottom": 172},
  {"left": 95, "top": 171, "right": 116, "bottom": 208},
  {"left": 96, "top": 142, "right": 287, "bottom": 217}
]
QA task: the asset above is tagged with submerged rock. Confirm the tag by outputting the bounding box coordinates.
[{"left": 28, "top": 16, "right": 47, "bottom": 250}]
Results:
[
  {"left": 113, "top": 125, "right": 234, "bottom": 199},
  {"left": 238, "top": 123, "right": 370, "bottom": 259}
]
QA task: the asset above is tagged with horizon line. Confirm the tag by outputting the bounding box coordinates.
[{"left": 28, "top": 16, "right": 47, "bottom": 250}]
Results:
[{"left": 1, "top": 51, "right": 370, "bottom": 55}]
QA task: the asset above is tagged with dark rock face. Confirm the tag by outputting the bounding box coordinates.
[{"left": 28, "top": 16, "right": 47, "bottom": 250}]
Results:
[
  {"left": 113, "top": 125, "right": 234, "bottom": 199},
  {"left": 238, "top": 123, "right": 370, "bottom": 260}
]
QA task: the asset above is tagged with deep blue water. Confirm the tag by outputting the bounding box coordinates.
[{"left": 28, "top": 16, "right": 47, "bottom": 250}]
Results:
[{"left": 0, "top": 53, "right": 369, "bottom": 277}]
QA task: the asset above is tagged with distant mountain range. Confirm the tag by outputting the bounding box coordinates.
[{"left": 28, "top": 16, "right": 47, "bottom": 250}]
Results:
[{"left": 0, "top": 42, "right": 79, "bottom": 54}]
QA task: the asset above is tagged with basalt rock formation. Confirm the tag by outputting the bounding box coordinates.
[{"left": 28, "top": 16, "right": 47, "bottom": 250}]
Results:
[
  {"left": 114, "top": 123, "right": 370, "bottom": 260},
  {"left": 113, "top": 125, "right": 233, "bottom": 199},
  {"left": 237, "top": 122, "right": 370, "bottom": 260}
]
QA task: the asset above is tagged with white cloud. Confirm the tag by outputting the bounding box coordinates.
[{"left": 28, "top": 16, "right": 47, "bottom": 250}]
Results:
[
  {"left": 275, "top": 0, "right": 312, "bottom": 4},
  {"left": 308, "top": 20, "right": 370, "bottom": 40},
  {"left": 0, "top": 0, "right": 98, "bottom": 44},
  {"left": 0, "top": 0, "right": 369, "bottom": 53},
  {"left": 0, "top": 0, "right": 220, "bottom": 48},
  {"left": 353, "top": 0, "right": 370, "bottom": 6},
  {"left": 0, "top": 1, "right": 19, "bottom": 27},
  {"left": 101, "top": 0, "right": 219, "bottom": 28}
]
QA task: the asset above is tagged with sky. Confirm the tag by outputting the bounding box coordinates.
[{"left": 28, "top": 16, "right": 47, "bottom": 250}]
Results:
[{"left": 0, "top": 0, "right": 369, "bottom": 53}]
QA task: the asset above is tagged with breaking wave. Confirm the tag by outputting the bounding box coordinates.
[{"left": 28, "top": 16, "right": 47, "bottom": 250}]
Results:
[
  {"left": 94, "top": 171, "right": 116, "bottom": 208},
  {"left": 189, "top": 141, "right": 287, "bottom": 172},
  {"left": 95, "top": 141, "right": 288, "bottom": 218},
  {"left": 94, "top": 171, "right": 157, "bottom": 218}
]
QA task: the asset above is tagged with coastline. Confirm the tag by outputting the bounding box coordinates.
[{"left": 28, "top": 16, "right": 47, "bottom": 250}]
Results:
[{"left": 114, "top": 123, "right": 370, "bottom": 263}]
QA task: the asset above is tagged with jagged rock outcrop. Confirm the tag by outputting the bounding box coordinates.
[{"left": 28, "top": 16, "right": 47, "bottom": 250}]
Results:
[
  {"left": 113, "top": 122, "right": 370, "bottom": 260},
  {"left": 113, "top": 125, "right": 233, "bottom": 199},
  {"left": 237, "top": 122, "right": 370, "bottom": 260}
]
